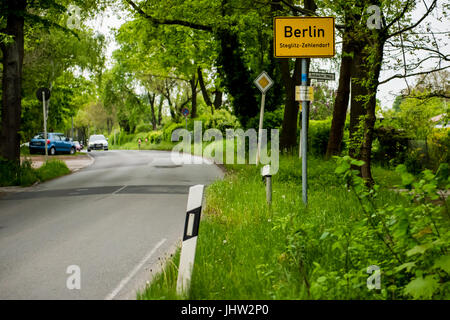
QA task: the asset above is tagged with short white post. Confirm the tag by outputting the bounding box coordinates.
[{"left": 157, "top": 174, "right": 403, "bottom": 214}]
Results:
[
  {"left": 176, "top": 184, "right": 205, "bottom": 295},
  {"left": 261, "top": 165, "right": 272, "bottom": 205}
]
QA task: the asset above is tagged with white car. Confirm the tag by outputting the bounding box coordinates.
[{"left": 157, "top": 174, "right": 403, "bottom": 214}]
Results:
[{"left": 87, "top": 134, "right": 108, "bottom": 152}]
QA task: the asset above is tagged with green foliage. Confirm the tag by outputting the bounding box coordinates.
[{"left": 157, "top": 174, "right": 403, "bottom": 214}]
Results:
[
  {"left": 246, "top": 108, "right": 284, "bottom": 130},
  {"left": 0, "top": 158, "right": 70, "bottom": 186},
  {"left": 135, "top": 123, "right": 154, "bottom": 134},
  {"left": 308, "top": 119, "right": 332, "bottom": 157},
  {"left": 196, "top": 109, "right": 240, "bottom": 134},
  {"left": 331, "top": 157, "right": 450, "bottom": 299},
  {"left": 428, "top": 129, "right": 450, "bottom": 171},
  {"left": 162, "top": 122, "right": 185, "bottom": 142},
  {"left": 372, "top": 126, "right": 409, "bottom": 167},
  {"left": 36, "top": 160, "right": 70, "bottom": 182}
]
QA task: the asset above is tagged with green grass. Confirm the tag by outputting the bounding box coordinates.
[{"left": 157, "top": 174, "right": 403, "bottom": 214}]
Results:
[
  {"left": 137, "top": 156, "right": 411, "bottom": 300},
  {"left": 110, "top": 141, "right": 176, "bottom": 151},
  {"left": 0, "top": 158, "right": 71, "bottom": 187}
]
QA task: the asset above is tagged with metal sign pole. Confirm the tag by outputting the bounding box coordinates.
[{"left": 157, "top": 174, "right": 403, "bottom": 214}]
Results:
[
  {"left": 301, "top": 58, "right": 309, "bottom": 206},
  {"left": 42, "top": 91, "right": 48, "bottom": 161},
  {"left": 256, "top": 92, "right": 266, "bottom": 164}
]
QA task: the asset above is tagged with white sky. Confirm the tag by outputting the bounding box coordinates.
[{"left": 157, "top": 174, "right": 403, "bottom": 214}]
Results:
[{"left": 86, "top": 1, "right": 449, "bottom": 109}]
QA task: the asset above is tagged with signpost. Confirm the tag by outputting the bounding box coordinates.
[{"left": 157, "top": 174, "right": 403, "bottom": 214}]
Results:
[
  {"left": 274, "top": 16, "right": 335, "bottom": 206},
  {"left": 36, "top": 87, "right": 51, "bottom": 161},
  {"left": 254, "top": 71, "right": 274, "bottom": 164},
  {"left": 309, "top": 72, "right": 335, "bottom": 81}
]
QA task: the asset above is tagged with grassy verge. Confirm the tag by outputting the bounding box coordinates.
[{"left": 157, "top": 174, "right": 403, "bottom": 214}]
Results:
[
  {"left": 137, "top": 156, "right": 427, "bottom": 300},
  {"left": 0, "top": 158, "right": 71, "bottom": 187},
  {"left": 110, "top": 141, "right": 176, "bottom": 151}
]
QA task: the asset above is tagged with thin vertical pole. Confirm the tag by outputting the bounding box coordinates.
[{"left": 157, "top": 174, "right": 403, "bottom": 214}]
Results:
[
  {"left": 301, "top": 58, "right": 309, "bottom": 205},
  {"left": 256, "top": 92, "right": 266, "bottom": 164},
  {"left": 42, "top": 92, "right": 48, "bottom": 162}
]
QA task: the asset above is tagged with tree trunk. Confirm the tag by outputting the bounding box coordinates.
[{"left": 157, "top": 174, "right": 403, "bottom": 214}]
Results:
[
  {"left": 189, "top": 74, "right": 198, "bottom": 118},
  {"left": 213, "top": 90, "right": 222, "bottom": 110},
  {"left": 279, "top": 58, "right": 302, "bottom": 151},
  {"left": 0, "top": 0, "right": 26, "bottom": 163},
  {"left": 157, "top": 96, "right": 163, "bottom": 126},
  {"left": 197, "top": 67, "right": 213, "bottom": 114},
  {"left": 360, "top": 39, "right": 384, "bottom": 183},
  {"left": 348, "top": 43, "right": 368, "bottom": 162},
  {"left": 147, "top": 92, "right": 157, "bottom": 130},
  {"left": 325, "top": 26, "right": 353, "bottom": 159}
]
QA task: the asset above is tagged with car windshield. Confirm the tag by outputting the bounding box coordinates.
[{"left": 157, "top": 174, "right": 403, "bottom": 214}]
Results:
[
  {"left": 33, "top": 133, "right": 45, "bottom": 139},
  {"left": 90, "top": 135, "right": 105, "bottom": 141}
]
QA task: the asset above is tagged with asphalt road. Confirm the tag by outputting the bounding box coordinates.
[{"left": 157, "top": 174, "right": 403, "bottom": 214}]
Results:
[{"left": 0, "top": 150, "right": 223, "bottom": 299}]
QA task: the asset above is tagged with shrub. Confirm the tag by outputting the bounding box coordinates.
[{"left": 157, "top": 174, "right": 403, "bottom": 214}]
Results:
[
  {"left": 19, "top": 159, "right": 39, "bottom": 186},
  {"left": 308, "top": 119, "right": 332, "bottom": 157},
  {"left": 162, "top": 122, "right": 185, "bottom": 142},
  {"left": 373, "top": 126, "right": 409, "bottom": 167},
  {"left": 148, "top": 130, "right": 163, "bottom": 144},
  {"left": 428, "top": 129, "right": 450, "bottom": 171},
  {"left": 196, "top": 109, "right": 240, "bottom": 134},
  {"left": 0, "top": 158, "right": 38, "bottom": 187},
  {"left": 246, "top": 108, "right": 284, "bottom": 130},
  {"left": 135, "top": 123, "right": 153, "bottom": 134}
]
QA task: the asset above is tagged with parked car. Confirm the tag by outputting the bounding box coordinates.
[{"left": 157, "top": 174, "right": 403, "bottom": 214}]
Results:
[
  {"left": 29, "top": 133, "right": 76, "bottom": 155},
  {"left": 73, "top": 141, "right": 82, "bottom": 152},
  {"left": 87, "top": 134, "right": 108, "bottom": 152}
]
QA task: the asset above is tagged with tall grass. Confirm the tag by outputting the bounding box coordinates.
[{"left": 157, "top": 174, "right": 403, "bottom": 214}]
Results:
[
  {"left": 0, "top": 158, "right": 70, "bottom": 187},
  {"left": 138, "top": 156, "right": 409, "bottom": 300}
]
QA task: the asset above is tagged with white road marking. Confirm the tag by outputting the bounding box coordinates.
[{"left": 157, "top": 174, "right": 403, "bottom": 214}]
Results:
[
  {"left": 112, "top": 185, "right": 127, "bottom": 195},
  {"left": 104, "top": 238, "right": 167, "bottom": 300}
]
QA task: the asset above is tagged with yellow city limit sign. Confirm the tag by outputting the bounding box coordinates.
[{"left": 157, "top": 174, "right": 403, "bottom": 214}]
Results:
[{"left": 274, "top": 17, "right": 335, "bottom": 58}]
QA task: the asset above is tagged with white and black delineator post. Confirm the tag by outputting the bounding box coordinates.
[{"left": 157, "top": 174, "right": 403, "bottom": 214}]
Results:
[
  {"left": 176, "top": 184, "right": 205, "bottom": 295},
  {"left": 261, "top": 165, "right": 272, "bottom": 205}
]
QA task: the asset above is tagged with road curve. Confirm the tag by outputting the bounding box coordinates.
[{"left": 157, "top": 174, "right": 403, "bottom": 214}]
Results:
[{"left": 0, "top": 150, "right": 223, "bottom": 299}]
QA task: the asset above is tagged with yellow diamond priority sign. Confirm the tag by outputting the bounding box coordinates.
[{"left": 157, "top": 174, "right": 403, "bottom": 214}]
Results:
[
  {"left": 274, "top": 17, "right": 335, "bottom": 58},
  {"left": 254, "top": 71, "right": 274, "bottom": 94}
]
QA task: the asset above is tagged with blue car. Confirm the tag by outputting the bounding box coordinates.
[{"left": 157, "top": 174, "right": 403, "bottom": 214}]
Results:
[{"left": 29, "top": 132, "right": 76, "bottom": 155}]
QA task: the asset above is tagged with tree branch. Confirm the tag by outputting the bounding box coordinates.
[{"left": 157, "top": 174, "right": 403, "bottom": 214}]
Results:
[
  {"left": 386, "top": 0, "right": 437, "bottom": 39},
  {"left": 379, "top": 65, "right": 450, "bottom": 85},
  {"left": 124, "top": 0, "right": 213, "bottom": 32}
]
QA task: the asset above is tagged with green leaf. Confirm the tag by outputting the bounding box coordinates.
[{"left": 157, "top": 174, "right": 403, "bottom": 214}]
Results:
[
  {"left": 319, "top": 231, "right": 330, "bottom": 240},
  {"left": 406, "top": 242, "right": 434, "bottom": 256},
  {"left": 395, "top": 262, "right": 416, "bottom": 273},
  {"left": 350, "top": 159, "right": 365, "bottom": 167},
  {"left": 403, "top": 275, "right": 439, "bottom": 299},
  {"left": 433, "top": 255, "right": 450, "bottom": 274}
]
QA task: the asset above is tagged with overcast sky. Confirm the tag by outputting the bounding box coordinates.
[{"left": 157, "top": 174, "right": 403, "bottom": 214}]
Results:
[{"left": 86, "top": 1, "right": 449, "bottom": 109}]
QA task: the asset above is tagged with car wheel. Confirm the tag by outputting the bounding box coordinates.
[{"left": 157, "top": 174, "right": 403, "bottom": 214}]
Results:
[
  {"left": 50, "top": 147, "right": 56, "bottom": 156},
  {"left": 69, "top": 147, "right": 75, "bottom": 155},
  {"left": 87, "top": 148, "right": 91, "bottom": 152}
]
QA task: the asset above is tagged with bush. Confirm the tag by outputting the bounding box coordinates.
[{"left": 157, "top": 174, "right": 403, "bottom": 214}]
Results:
[
  {"left": 373, "top": 126, "right": 409, "bottom": 167},
  {"left": 162, "top": 122, "right": 185, "bottom": 142},
  {"left": 196, "top": 109, "right": 240, "bottom": 134},
  {"left": 428, "top": 129, "right": 450, "bottom": 171},
  {"left": 0, "top": 158, "right": 38, "bottom": 187},
  {"left": 308, "top": 119, "right": 332, "bottom": 157},
  {"left": 135, "top": 123, "right": 153, "bottom": 134},
  {"left": 246, "top": 108, "right": 284, "bottom": 130},
  {"left": 148, "top": 130, "right": 163, "bottom": 144}
]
